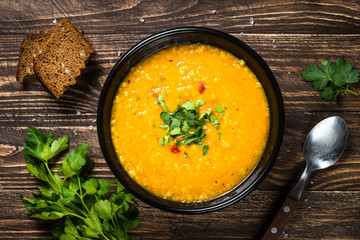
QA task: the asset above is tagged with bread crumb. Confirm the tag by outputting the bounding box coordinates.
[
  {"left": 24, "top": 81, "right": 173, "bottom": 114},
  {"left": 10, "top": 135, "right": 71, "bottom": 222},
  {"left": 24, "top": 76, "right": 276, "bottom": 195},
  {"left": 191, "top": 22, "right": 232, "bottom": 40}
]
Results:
[
  {"left": 233, "top": 16, "right": 237, "bottom": 19},
  {"left": 139, "top": 17, "right": 145, "bottom": 23},
  {"left": 65, "top": 68, "right": 70, "bottom": 74},
  {"left": 117, "top": 51, "right": 122, "bottom": 57},
  {"left": 73, "top": 130, "right": 78, "bottom": 136},
  {"left": 88, "top": 125, "right": 93, "bottom": 131},
  {"left": 92, "top": 119, "right": 97, "bottom": 123},
  {"left": 0, "top": 159, "right": 4, "bottom": 164},
  {"left": 211, "top": 10, "right": 216, "bottom": 14},
  {"left": 76, "top": 111, "right": 81, "bottom": 115},
  {"left": 31, "top": 118, "right": 37, "bottom": 122},
  {"left": 53, "top": 18, "right": 57, "bottom": 24}
]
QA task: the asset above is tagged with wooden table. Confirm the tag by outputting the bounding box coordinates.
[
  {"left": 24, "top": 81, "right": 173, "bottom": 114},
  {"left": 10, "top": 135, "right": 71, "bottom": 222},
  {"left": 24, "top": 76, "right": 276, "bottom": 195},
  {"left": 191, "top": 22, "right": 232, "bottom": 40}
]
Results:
[{"left": 1, "top": 1, "right": 359, "bottom": 239}]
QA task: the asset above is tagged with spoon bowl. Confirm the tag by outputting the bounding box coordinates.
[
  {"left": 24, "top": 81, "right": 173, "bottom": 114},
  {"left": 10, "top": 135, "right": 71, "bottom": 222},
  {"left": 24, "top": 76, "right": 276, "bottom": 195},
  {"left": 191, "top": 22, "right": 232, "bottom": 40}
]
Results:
[{"left": 303, "top": 116, "right": 348, "bottom": 170}]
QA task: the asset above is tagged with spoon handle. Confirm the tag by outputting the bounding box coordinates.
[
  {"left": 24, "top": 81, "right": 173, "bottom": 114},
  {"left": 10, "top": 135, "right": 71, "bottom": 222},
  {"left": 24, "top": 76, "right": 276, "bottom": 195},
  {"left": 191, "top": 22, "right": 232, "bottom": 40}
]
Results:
[{"left": 261, "top": 196, "right": 297, "bottom": 240}]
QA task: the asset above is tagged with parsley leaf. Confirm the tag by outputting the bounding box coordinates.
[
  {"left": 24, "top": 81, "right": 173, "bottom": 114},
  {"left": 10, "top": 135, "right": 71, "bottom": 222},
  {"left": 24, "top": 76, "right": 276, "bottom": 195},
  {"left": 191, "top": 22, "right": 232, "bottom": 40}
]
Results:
[
  {"left": 157, "top": 94, "right": 169, "bottom": 112},
  {"left": 20, "top": 126, "right": 138, "bottom": 240},
  {"left": 214, "top": 104, "right": 226, "bottom": 113},
  {"left": 203, "top": 145, "right": 209, "bottom": 155},
  {"left": 210, "top": 115, "right": 219, "bottom": 127},
  {"left": 301, "top": 57, "right": 359, "bottom": 101}
]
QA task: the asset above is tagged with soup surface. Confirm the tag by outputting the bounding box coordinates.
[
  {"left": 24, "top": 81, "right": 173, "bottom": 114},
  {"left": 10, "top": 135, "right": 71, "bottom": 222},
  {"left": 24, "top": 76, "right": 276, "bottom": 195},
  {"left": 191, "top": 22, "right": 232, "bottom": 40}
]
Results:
[{"left": 111, "top": 44, "right": 270, "bottom": 202}]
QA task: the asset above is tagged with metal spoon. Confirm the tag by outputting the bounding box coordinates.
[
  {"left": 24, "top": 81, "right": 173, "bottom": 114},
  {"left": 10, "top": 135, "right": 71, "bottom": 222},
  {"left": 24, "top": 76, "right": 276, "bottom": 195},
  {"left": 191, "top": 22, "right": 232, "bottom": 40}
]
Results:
[{"left": 261, "top": 116, "right": 348, "bottom": 240}]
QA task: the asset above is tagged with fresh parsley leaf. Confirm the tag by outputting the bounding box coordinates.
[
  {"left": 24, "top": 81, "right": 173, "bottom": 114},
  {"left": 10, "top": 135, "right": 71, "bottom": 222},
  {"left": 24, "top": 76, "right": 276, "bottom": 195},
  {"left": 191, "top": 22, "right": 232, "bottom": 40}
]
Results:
[
  {"left": 301, "top": 57, "right": 359, "bottom": 101},
  {"left": 203, "top": 145, "right": 209, "bottom": 155},
  {"left": 169, "top": 127, "right": 181, "bottom": 136},
  {"left": 210, "top": 115, "right": 219, "bottom": 127},
  {"left": 24, "top": 126, "right": 68, "bottom": 163},
  {"left": 159, "top": 135, "right": 170, "bottom": 146},
  {"left": 160, "top": 112, "right": 171, "bottom": 125},
  {"left": 195, "top": 99, "right": 205, "bottom": 108},
  {"left": 83, "top": 207, "right": 103, "bottom": 237},
  {"left": 184, "top": 152, "right": 189, "bottom": 158},
  {"left": 182, "top": 121, "right": 190, "bottom": 132},
  {"left": 157, "top": 94, "right": 169, "bottom": 112},
  {"left": 181, "top": 101, "right": 196, "bottom": 110},
  {"left": 159, "top": 125, "right": 169, "bottom": 131},
  {"left": 170, "top": 118, "right": 181, "bottom": 128},
  {"left": 214, "top": 104, "right": 226, "bottom": 113},
  {"left": 217, "top": 130, "right": 224, "bottom": 140},
  {"left": 198, "top": 108, "right": 212, "bottom": 120},
  {"left": 59, "top": 143, "right": 89, "bottom": 177}
]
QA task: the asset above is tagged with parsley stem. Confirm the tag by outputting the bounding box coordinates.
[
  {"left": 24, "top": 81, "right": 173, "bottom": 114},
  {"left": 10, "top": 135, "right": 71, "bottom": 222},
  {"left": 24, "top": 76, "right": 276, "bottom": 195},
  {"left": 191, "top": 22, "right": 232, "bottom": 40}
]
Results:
[
  {"left": 68, "top": 202, "right": 88, "bottom": 217},
  {"left": 44, "top": 163, "right": 61, "bottom": 192},
  {"left": 346, "top": 88, "right": 359, "bottom": 96},
  {"left": 101, "top": 233, "right": 111, "bottom": 240},
  {"left": 77, "top": 176, "right": 90, "bottom": 213},
  {"left": 65, "top": 212, "right": 86, "bottom": 220}
]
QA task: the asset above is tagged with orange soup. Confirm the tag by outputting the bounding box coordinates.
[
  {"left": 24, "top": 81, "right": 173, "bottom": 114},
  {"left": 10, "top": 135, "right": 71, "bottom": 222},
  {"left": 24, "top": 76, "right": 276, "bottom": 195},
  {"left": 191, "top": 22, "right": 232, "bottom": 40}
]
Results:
[{"left": 111, "top": 44, "right": 270, "bottom": 202}]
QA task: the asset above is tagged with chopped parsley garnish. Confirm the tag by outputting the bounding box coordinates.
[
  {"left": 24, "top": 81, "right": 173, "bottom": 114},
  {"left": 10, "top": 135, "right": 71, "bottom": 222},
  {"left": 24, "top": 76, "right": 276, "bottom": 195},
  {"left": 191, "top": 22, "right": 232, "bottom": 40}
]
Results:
[
  {"left": 156, "top": 94, "right": 226, "bottom": 154},
  {"left": 203, "top": 145, "right": 209, "bottom": 156},
  {"left": 215, "top": 104, "right": 226, "bottom": 119},
  {"left": 156, "top": 94, "right": 169, "bottom": 112},
  {"left": 217, "top": 130, "right": 224, "bottom": 140},
  {"left": 301, "top": 57, "right": 359, "bottom": 101}
]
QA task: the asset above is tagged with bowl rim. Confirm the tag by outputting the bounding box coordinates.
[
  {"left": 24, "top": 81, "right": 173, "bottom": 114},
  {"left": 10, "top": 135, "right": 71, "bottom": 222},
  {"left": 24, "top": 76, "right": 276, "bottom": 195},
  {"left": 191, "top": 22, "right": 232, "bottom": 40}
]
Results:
[{"left": 97, "top": 27, "right": 285, "bottom": 213}]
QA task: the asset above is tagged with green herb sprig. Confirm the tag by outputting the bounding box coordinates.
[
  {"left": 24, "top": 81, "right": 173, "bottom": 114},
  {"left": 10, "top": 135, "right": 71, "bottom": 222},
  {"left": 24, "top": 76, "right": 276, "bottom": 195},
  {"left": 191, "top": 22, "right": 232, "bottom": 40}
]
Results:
[
  {"left": 20, "top": 126, "right": 139, "bottom": 240},
  {"left": 301, "top": 57, "right": 359, "bottom": 101},
  {"left": 156, "top": 94, "right": 226, "bottom": 155}
]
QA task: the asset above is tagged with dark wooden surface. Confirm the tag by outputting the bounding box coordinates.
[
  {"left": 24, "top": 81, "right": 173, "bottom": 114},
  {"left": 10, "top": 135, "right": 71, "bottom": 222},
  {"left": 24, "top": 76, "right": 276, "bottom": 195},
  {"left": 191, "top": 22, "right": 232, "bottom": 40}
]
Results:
[{"left": 1, "top": 0, "right": 360, "bottom": 239}]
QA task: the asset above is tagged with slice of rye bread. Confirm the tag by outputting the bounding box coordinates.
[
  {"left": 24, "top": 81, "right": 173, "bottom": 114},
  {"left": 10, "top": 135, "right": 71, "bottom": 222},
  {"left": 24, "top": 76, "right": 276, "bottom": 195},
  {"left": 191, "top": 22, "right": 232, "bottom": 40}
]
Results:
[
  {"left": 33, "top": 18, "right": 95, "bottom": 99},
  {"left": 16, "top": 28, "right": 85, "bottom": 83},
  {"left": 16, "top": 30, "right": 52, "bottom": 82}
]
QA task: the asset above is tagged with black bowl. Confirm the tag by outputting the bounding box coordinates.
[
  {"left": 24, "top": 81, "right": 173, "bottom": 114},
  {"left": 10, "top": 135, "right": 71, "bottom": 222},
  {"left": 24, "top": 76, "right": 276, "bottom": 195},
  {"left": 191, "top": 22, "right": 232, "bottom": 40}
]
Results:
[{"left": 97, "top": 27, "right": 284, "bottom": 213}]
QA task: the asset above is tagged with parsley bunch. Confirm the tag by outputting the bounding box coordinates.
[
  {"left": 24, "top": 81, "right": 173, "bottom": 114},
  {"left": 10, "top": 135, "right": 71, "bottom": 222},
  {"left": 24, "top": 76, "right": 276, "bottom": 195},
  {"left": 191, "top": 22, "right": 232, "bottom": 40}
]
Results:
[
  {"left": 20, "top": 126, "right": 138, "bottom": 240},
  {"left": 301, "top": 57, "right": 359, "bottom": 101},
  {"left": 156, "top": 94, "right": 226, "bottom": 155}
]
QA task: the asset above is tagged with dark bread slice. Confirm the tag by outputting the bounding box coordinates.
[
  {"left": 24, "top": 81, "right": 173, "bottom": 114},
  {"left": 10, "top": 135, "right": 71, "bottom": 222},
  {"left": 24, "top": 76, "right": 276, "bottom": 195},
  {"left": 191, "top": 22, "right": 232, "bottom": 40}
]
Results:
[
  {"left": 33, "top": 18, "right": 95, "bottom": 99},
  {"left": 16, "top": 28, "right": 84, "bottom": 83},
  {"left": 16, "top": 30, "right": 52, "bottom": 82}
]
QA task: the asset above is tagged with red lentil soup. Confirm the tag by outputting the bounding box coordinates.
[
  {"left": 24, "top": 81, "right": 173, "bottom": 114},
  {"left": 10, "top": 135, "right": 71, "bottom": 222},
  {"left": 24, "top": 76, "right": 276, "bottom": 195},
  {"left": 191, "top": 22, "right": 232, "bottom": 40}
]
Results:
[{"left": 111, "top": 43, "right": 270, "bottom": 202}]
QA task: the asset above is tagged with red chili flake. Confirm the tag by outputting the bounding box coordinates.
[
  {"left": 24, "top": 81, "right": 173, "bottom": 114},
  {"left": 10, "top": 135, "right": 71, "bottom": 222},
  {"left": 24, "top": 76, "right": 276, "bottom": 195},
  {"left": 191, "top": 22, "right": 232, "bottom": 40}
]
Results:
[
  {"left": 198, "top": 82, "right": 205, "bottom": 93},
  {"left": 171, "top": 145, "right": 181, "bottom": 153},
  {"left": 152, "top": 88, "right": 159, "bottom": 98}
]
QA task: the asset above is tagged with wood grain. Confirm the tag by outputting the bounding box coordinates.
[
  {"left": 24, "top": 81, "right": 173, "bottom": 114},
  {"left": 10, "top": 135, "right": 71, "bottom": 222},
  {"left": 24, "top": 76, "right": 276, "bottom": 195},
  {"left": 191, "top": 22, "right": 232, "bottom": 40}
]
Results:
[
  {"left": 0, "top": 0, "right": 359, "bottom": 35},
  {"left": 1, "top": 0, "right": 360, "bottom": 239},
  {"left": 0, "top": 190, "right": 359, "bottom": 240}
]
